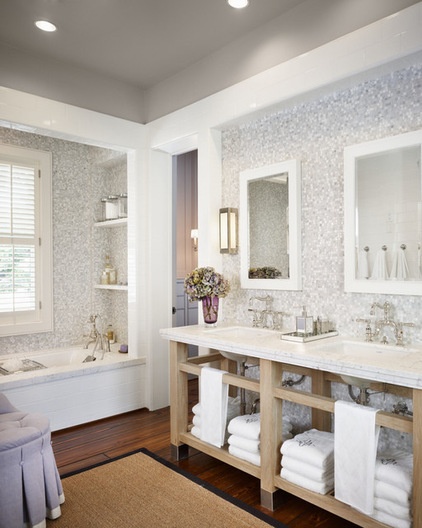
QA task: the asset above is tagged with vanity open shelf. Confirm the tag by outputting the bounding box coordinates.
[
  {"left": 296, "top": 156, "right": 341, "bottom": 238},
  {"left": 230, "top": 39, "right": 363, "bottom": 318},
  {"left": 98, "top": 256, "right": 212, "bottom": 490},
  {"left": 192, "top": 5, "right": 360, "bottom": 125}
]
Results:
[{"left": 162, "top": 325, "right": 421, "bottom": 528}]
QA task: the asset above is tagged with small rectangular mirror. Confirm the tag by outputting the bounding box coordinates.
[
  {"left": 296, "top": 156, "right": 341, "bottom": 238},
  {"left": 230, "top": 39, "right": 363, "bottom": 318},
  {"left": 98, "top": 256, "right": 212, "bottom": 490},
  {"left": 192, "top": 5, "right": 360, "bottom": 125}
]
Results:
[
  {"left": 240, "top": 159, "right": 302, "bottom": 290},
  {"left": 344, "top": 129, "right": 422, "bottom": 295}
]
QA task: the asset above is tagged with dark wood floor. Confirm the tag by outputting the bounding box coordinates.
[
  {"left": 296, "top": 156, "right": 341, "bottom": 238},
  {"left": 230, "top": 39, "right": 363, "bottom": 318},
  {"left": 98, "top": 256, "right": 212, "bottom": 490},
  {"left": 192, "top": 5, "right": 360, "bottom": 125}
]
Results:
[{"left": 51, "top": 383, "right": 359, "bottom": 528}]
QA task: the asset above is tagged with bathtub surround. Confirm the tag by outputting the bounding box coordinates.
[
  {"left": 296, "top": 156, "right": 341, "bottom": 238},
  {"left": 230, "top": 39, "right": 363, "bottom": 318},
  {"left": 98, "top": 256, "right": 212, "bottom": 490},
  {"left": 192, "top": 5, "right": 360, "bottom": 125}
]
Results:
[{"left": 0, "top": 128, "right": 128, "bottom": 354}]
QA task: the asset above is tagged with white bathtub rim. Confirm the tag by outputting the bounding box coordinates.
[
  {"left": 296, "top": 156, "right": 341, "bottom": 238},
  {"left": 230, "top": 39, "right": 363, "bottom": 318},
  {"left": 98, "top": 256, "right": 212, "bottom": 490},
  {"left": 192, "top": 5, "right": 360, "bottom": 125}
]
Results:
[{"left": 0, "top": 347, "right": 146, "bottom": 390}]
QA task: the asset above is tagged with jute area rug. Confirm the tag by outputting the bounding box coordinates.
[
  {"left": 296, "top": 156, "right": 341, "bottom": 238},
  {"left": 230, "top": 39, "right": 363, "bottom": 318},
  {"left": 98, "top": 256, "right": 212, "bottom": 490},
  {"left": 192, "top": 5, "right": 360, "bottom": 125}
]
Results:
[{"left": 47, "top": 448, "right": 287, "bottom": 528}]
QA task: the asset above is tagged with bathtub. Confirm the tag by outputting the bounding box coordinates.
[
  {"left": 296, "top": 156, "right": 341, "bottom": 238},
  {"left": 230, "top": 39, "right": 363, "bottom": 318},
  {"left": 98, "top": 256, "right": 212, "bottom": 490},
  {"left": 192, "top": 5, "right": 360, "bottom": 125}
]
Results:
[{"left": 0, "top": 345, "right": 146, "bottom": 431}]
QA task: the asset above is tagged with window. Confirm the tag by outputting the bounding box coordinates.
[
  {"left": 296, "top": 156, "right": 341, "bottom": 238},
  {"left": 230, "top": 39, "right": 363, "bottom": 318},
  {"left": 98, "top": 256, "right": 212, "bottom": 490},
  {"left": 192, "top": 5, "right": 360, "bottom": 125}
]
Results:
[{"left": 0, "top": 144, "right": 52, "bottom": 336}]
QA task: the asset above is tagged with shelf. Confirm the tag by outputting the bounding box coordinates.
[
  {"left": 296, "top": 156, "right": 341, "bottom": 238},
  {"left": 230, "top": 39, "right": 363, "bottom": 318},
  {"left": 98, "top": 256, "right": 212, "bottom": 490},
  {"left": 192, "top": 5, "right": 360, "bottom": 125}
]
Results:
[
  {"left": 94, "top": 284, "right": 128, "bottom": 291},
  {"left": 94, "top": 218, "right": 127, "bottom": 228}
]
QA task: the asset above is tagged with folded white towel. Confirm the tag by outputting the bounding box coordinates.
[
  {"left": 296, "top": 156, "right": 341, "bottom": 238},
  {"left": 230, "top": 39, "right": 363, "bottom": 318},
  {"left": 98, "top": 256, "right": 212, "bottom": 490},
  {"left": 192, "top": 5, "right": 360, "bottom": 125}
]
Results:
[
  {"left": 281, "top": 455, "right": 333, "bottom": 482},
  {"left": 280, "top": 429, "right": 334, "bottom": 470},
  {"left": 372, "top": 510, "right": 412, "bottom": 528},
  {"left": 200, "top": 367, "right": 228, "bottom": 448},
  {"left": 371, "top": 249, "right": 388, "bottom": 279},
  {"left": 228, "top": 413, "right": 261, "bottom": 440},
  {"left": 192, "top": 403, "right": 201, "bottom": 415},
  {"left": 374, "top": 497, "right": 411, "bottom": 521},
  {"left": 228, "top": 434, "right": 259, "bottom": 454},
  {"left": 375, "top": 451, "right": 413, "bottom": 495},
  {"left": 228, "top": 445, "right": 261, "bottom": 466},
  {"left": 374, "top": 479, "right": 410, "bottom": 507},
  {"left": 334, "top": 401, "right": 380, "bottom": 515},
  {"left": 280, "top": 467, "right": 334, "bottom": 495},
  {"left": 192, "top": 414, "right": 201, "bottom": 428}
]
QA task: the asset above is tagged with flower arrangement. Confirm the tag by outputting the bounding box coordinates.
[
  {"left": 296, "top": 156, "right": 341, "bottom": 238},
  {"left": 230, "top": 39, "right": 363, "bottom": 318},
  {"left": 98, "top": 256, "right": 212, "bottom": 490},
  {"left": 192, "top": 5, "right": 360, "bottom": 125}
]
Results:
[{"left": 184, "top": 266, "right": 230, "bottom": 302}]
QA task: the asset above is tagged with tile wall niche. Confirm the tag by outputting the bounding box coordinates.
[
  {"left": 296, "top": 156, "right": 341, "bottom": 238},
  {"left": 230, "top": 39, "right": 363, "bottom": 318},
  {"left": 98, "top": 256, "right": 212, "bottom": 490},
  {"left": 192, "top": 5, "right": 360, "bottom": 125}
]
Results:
[
  {"left": 221, "top": 63, "right": 422, "bottom": 448},
  {"left": 0, "top": 127, "right": 128, "bottom": 355}
]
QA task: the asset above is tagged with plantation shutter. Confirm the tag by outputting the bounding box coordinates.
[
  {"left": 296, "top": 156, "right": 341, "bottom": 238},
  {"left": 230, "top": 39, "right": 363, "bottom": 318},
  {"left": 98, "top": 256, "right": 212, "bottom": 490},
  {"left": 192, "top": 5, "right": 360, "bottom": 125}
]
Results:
[{"left": 0, "top": 161, "right": 37, "bottom": 315}]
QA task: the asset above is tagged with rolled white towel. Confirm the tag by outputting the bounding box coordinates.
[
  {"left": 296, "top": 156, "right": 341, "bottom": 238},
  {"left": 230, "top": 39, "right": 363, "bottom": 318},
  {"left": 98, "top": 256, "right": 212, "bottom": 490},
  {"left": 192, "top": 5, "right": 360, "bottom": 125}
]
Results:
[
  {"left": 374, "top": 479, "right": 411, "bottom": 508},
  {"left": 228, "top": 434, "right": 259, "bottom": 454},
  {"left": 374, "top": 498, "right": 411, "bottom": 522},
  {"left": 372, "top": 510, "right": 412, "bottom": 528},
  {"left": 280, "top": 429, "right": 334, "bottom": 470},
  {"left": 281, "top": 455, "right": 333, "bottom": 482},
  {"left": 228, "top": 413, "right": 261, "bottom": 440},
  {"left": 375, "top": 451, "right": 413, "bottom": 495},
  {"left": 280, "top": 467, "right": 334, "bottom": 495},
  {"left": 228, "top": 445, "right": 260, "bottom": 466}
]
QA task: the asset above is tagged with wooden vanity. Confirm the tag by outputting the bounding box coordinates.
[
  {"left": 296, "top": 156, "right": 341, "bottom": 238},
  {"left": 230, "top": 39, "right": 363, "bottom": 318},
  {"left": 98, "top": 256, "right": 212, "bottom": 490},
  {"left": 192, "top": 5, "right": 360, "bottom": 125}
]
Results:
[{"left": 160, "top": 325, "right": 421, "bottom": 528}]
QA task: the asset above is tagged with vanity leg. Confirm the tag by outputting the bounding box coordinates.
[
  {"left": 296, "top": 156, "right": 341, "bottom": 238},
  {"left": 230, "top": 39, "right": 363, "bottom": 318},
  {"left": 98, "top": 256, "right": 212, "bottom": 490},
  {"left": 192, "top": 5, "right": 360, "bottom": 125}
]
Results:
[
  {"left": 260, "top": 488, "right": 286, "bottom": 511},
  {"left": 259, "top": 359, "right": 283, "bottom": 510},
  {"left": 311, "top": 370, "right": 331, "bottom": 431},
  {"left": 413, "top": 388, "right": 422, "bottom": 527},
  {"left": 169, "top": 341, "right": 189, "bottom": 450},
  {"left": 170, "top": 443, "right": 190, "bottom": 461}
]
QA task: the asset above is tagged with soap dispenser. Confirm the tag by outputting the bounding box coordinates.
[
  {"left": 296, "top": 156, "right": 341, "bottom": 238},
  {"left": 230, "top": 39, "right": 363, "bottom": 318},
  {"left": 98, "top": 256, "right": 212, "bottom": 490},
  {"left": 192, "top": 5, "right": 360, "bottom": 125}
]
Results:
[{"left": 296, "top": 306, "right": 314, "bottom": 335}]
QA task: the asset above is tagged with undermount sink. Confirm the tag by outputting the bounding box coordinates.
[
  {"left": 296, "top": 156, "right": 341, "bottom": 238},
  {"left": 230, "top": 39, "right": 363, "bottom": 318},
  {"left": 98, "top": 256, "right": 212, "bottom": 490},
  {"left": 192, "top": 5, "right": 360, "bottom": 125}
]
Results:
[{"left": 339, "top": 375, "right": 372, "bottom": 389}]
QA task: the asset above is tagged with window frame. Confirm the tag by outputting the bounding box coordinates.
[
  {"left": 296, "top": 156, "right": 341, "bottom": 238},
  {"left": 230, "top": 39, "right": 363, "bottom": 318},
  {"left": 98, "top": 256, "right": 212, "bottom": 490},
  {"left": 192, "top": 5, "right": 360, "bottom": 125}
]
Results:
[{"left": 0, "top": 143, "right": 53, "bottom": 336}]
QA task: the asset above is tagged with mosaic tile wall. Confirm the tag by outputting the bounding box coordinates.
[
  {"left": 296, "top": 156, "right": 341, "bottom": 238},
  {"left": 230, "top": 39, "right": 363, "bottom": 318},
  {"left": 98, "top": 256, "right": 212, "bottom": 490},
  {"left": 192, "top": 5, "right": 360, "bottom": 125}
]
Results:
[
  {"left": 0, "top": 128, "right": 128, "bottom": 355},
  {"left": 221, "top": 63, "right": 422, "bottom": 343},
  {"left": 221, "top": 63, "right": 422, "bottom": 447}
]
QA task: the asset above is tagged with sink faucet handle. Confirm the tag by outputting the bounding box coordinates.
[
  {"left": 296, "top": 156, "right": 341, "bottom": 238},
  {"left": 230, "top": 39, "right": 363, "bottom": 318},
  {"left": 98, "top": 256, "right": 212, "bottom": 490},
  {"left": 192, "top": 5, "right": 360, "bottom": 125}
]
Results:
[{"left": 356, "top": 318, "right": 374, "bottom": 342}]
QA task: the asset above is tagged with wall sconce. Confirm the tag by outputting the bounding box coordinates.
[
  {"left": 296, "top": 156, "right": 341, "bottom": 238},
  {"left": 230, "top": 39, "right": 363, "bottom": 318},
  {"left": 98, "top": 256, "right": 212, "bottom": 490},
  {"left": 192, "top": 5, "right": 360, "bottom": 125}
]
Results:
[
  {"left": 191, "top": 229, "right": 198, "bottom": 252},
  {"left": 219, "top": 208, "right": 238, "bottom": 254}
]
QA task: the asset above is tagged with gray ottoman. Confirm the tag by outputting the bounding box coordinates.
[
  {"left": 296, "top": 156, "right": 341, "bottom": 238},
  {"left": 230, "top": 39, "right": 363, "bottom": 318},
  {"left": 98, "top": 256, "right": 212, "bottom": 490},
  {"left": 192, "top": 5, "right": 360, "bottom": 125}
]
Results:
[{"left": 0, "top": 393, "right": 64, "bottom": 528}]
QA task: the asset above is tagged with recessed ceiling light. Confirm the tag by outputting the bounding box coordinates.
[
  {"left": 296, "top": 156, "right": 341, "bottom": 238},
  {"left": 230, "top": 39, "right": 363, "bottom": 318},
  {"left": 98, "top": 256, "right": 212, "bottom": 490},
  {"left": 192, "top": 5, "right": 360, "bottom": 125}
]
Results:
[
  {"left": 227, "top": 0, "right": 249, "bottom": 8},
  {"left": 35, "top": 20, "right": 57, "bottom": 32}
]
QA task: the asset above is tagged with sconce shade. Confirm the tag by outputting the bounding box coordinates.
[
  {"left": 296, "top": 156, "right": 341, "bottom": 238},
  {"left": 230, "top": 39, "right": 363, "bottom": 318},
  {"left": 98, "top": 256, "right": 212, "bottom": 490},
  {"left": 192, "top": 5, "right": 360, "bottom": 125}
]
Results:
[{"left": 219, "top": 208, "right": 238, "bottom": 254}]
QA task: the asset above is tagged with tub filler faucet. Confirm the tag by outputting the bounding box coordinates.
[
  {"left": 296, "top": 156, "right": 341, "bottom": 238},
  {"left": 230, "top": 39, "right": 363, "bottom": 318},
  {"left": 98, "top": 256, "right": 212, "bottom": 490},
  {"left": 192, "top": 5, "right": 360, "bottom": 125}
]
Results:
[{"left": 83, "top": 314, "right": 110, "bottom": 361}]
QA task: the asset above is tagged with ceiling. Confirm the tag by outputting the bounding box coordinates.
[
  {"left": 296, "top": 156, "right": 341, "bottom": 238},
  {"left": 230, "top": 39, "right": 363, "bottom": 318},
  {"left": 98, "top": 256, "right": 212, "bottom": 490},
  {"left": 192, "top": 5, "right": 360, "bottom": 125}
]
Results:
[{"left": 0, "top": 0, "right": 306, "bottom": 90}]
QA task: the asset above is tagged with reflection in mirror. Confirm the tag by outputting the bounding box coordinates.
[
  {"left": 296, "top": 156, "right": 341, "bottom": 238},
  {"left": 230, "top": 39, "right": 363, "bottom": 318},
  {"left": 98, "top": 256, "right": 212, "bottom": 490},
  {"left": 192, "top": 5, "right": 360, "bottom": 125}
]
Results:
[
  {"left": 344, "top": 129, "right": 422, "bottom": 295},
  {"left": 240, "top": 160, "right": 301, "bottom": 291}
]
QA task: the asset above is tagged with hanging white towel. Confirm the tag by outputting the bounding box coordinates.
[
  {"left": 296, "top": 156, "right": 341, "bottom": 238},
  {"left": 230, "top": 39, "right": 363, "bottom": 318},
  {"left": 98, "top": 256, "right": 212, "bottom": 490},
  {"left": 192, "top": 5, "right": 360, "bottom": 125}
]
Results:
[
  {"left": 390, "top": 249, "right": 409, "bottom": 280},
  {"left": 357, "top": 249, "right": 369, "bottom": 279},
  {"left": 200, "top": 366, "right": 229, "bottom": 448},
  {"left": 371, "top": 249, "right": 388, "bottom": 280},
  {"left": 334, "top": 401, "right": 380, "bottom": 515}
]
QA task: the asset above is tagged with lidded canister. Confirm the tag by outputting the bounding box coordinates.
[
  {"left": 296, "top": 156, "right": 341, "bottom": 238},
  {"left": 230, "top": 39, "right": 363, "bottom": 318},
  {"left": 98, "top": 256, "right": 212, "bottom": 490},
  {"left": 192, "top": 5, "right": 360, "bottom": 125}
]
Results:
[
  {"left": 101, "top": 195, "right": 119, "bottom": 220},
  {"left": 118, "top": 193, "right": 128, "bottom": 218}
]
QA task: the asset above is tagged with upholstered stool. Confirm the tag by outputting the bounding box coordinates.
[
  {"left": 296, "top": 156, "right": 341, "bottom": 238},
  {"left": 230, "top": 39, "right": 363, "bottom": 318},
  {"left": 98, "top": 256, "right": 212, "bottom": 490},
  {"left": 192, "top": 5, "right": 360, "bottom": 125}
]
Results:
[{"left": 0, "top": 393, "right": 64, "bottom": 528}]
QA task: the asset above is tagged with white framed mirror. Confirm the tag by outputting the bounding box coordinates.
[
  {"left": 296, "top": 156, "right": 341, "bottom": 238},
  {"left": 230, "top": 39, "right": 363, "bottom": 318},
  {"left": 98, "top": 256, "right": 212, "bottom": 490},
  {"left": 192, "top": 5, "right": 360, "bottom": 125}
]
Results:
[
  {"left": 344, "top": 129, "right": 422, "bottom": 295},
  {"left": 240, "top": 159, "right": 302, "bottom": 290}
]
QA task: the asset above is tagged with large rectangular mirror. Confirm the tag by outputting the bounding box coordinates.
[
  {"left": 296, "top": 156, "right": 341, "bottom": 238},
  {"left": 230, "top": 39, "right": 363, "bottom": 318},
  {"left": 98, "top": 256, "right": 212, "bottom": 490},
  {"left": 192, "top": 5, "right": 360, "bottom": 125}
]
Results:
[
  {"left": 344, "top": 129, "right": 422, "bottom": 295},
  {"left": 240, "top": 159, "right": 302, "bottom": 290}
]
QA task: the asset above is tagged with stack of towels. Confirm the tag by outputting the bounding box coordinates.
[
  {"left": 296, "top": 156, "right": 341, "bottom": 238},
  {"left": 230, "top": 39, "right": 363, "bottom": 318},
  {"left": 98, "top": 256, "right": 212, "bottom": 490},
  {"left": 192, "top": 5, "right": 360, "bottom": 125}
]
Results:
[
  {"left": 191, "top": 396, "right": 240, "bottom": 444},
  {"left": 227, "top": 413, "right": 293, "bottom": 467},
  {"left": 280, "top": 429, "right": 335, "bottom": 494},
  {"left": 372, "top": 450, "right": 413, "bottom": 528}
]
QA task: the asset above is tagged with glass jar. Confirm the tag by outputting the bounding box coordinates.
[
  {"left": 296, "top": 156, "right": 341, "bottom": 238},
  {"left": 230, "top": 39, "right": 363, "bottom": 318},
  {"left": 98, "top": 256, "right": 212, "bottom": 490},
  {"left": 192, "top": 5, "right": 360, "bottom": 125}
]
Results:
[
  {"left": 101, "top": 195, "right": 119, "bottom": 221},
  {"left": 118, "top": 193, "right": 128, "bottom": 218}
]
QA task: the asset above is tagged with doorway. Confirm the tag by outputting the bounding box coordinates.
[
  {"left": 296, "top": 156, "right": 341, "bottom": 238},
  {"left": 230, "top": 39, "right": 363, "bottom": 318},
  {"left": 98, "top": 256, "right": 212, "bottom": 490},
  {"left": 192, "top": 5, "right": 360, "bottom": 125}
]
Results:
[{"left": 172, "top": 150, "right": 198, "bottom": 349}]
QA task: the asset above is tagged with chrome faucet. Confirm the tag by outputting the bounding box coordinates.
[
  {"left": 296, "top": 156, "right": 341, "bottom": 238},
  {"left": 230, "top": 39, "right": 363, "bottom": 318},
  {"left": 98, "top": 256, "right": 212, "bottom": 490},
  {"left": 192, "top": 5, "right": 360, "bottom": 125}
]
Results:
[
  {"left": 358, "top": 302, "right": 415, "bottom": 346},
  {"left": 248, "top": 295, "right": 273, "bottom": 328},
  {"left": 83, "top": 314, "right": 110, "bottom": 361}
]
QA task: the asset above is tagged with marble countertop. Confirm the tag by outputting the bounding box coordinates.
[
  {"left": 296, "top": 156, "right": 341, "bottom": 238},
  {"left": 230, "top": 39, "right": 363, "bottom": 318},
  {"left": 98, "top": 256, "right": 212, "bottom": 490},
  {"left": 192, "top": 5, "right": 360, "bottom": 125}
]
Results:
[{"left": 160, "top": 324, "right": 422, "bottom": 389}]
